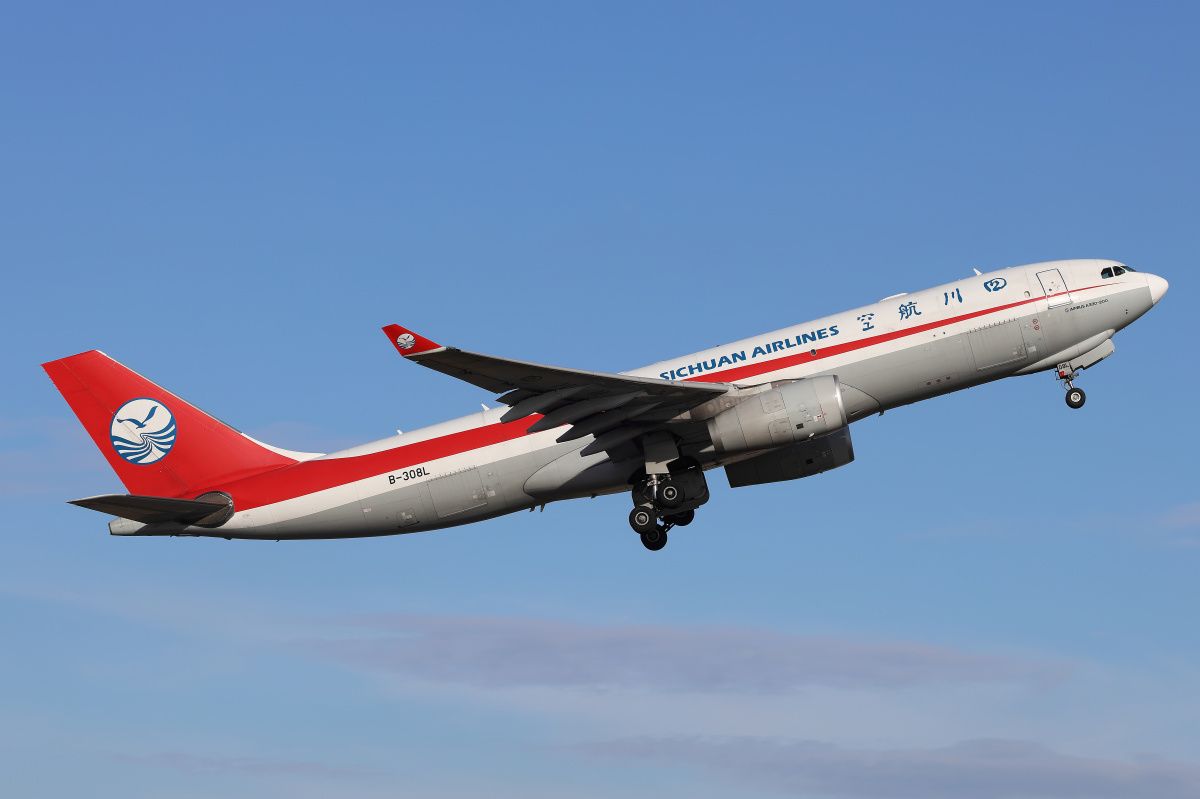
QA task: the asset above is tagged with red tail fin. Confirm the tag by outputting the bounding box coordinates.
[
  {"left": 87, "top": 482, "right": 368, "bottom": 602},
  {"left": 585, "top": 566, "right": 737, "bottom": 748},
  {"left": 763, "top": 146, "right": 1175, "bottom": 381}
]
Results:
[{"left": 43, "top": 351, "right": 304, "bottom": 498}]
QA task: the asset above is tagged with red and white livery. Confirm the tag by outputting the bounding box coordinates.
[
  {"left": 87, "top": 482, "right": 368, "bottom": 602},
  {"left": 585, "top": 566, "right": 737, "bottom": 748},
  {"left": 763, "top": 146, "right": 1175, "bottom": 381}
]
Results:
[{"left": 45, "top": 260, "right": 1167, "bottom": 550}]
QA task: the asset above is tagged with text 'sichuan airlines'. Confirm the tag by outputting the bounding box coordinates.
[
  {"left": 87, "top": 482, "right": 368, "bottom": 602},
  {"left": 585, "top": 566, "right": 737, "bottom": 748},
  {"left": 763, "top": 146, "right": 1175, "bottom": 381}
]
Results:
[{"left": 46, "top": 260, "right": 1167, "bottom": 550}]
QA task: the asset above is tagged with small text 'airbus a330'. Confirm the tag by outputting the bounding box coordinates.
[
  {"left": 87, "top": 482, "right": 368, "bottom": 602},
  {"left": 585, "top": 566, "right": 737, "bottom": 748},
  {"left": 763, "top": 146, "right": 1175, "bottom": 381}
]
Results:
[{"left": 46, "top": 260, "right": 1167, "bottom": 550}]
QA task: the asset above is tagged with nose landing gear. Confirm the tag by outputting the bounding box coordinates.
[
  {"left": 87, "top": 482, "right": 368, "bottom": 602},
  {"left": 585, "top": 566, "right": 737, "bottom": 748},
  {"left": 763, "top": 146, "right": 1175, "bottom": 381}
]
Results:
[
  {"left": 1056, "top": 363, "right": 1086, "bottom": 409},
  {"left": 1053, "top": 339, "right": 1117, "bottom": 410}
]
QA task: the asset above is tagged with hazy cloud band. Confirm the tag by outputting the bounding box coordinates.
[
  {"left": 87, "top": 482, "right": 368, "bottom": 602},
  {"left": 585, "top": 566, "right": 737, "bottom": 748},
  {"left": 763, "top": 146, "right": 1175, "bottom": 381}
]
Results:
[
  {"left": 300, "top": 614, "right": 1066, "bottom": 692},
  {"left": 575, "top": 736, "right": 1200, "bottom": 799}
]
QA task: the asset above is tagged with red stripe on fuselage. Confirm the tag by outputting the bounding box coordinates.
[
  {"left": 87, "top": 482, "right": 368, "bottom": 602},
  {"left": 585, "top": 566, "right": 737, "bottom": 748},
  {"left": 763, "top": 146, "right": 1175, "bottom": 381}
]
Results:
[
  {"left": 688, "top": 285, "right": 1104, "bottom": 384},
  {"left": 217, "top": 284, "right": 1108, "bottom": 511},
  {"left": 210, "top": 416, "right": 536, "bottom": 511}
]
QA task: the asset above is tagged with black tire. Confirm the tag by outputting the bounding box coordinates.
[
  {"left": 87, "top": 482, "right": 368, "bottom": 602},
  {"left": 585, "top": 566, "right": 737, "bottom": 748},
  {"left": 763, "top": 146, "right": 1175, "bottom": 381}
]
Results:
[
  {"left": 629, "top": 506, "right": 657, "bottom": 534},
  {"left": 658, "top": 481, "right": 683, "bottom": 510},
  {"left": 665, "top": 509, "right": 695, "bottom": 527},
  {"left": 1065, "top": 387, "right": 1086, "bottom": 409},
  {"left": 641, "top": 528, "right": 668, "bottom": 551}
]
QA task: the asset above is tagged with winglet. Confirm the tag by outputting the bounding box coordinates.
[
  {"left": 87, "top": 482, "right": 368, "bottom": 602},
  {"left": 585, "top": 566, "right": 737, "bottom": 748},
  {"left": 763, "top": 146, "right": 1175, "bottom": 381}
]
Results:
[{"left": 382, "top": 324, "right": 443, "bottom": 356}]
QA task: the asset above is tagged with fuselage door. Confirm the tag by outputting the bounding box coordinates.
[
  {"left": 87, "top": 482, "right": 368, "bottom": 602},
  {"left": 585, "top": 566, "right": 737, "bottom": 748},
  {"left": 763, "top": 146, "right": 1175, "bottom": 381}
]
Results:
[
  {"left": 427, "top": 468, "right": 489, "bottom": 519},
  {"left": 1037, "top": 268, "right": 1072, "bottom": 308}
]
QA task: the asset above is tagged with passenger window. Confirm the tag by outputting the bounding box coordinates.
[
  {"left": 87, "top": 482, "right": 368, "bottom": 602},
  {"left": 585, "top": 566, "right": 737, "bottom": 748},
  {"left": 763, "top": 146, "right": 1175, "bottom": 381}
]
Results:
[
  {"left": 1114, "top": 266, "right": 1126, "bottom": 276},
  {"left": 1101, "top": 267, "right": 1113, "bottom": 279}
]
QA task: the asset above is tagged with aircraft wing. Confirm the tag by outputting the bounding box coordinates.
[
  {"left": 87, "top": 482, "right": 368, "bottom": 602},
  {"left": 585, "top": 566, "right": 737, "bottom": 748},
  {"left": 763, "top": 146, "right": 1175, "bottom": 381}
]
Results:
[{"left": 381, "top": 324, "right": 729, "bottom": 453}]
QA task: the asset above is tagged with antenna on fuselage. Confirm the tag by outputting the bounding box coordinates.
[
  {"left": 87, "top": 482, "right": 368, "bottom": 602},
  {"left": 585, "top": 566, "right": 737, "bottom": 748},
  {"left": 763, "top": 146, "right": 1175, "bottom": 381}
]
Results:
[{"left": 973, "top": 269, "right": 982, "bottom": 276}]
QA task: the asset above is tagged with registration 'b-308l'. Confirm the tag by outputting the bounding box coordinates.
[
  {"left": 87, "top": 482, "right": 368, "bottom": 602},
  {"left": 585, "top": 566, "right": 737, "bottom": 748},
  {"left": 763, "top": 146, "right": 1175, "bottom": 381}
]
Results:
[{"left": 44, "top": 259, "right": 1167, "bottom": 551}]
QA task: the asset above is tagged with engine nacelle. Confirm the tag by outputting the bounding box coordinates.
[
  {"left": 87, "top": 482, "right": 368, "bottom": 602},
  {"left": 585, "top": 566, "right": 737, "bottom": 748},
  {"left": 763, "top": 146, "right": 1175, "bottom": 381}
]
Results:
[
  {"left": 706, "top": 375, "right": 848, "bottom": 458},
  {"left": 725, "top": 427, "right": 855, "bottom": 487}
]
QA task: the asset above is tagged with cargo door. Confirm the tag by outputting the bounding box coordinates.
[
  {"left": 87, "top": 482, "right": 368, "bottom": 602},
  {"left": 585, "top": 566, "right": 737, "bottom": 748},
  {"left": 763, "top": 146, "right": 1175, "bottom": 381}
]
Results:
[
  {"left": 967, "top": 321, "right": 1028, "bottom": 372},
  {"left": 427, "top": 468, "right": 489, "bottom": 518},
  {"left": 1037, "top": 268, "right": 1072, "bottom": 308}
]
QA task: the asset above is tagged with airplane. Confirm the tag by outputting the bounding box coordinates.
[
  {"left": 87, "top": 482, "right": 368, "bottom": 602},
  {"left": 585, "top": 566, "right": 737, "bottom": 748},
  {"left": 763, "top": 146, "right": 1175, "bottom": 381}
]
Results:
[{"left": 44, "top": 259, "right": 1167, "bottom": 551}]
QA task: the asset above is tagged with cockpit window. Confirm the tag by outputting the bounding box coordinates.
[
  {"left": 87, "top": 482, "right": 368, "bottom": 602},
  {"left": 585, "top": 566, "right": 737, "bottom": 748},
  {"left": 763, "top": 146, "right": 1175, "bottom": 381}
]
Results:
[
  {"left": 1114, "top": 266, "right": 1126, "bottom": 276},
  {"left": 1101, "top": 267, "right": 1114, "bottom": 279},
  {"left": 1122, "top": 265, "right": 1137, "bottom": 272}
]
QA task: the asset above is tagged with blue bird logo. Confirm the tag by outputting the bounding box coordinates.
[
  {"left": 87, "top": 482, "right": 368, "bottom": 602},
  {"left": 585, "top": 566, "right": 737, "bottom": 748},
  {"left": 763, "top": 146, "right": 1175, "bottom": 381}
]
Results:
[
  {"left": 116, "top": 405, "right": 157, "bottom": 429},
  {"left": 110, "top": 399, "right": 176, "bottom": 464}
]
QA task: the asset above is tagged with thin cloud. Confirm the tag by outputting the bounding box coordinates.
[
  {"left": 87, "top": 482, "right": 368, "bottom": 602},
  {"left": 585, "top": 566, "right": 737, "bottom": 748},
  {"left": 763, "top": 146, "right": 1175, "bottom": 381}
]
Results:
[
  {"left": 113, "top": 751, "right": 376, "bottom": 779},
  {"left": 573, "top": 736, "right": 1200, "bottom": 799},
  {"left": 0, "top": 414, "right": 114, "bottom": 496},
  {"left": 1159, "top": 501, "right": 1200, "bottom": 530},
  {"left": 912, "top": 500, "right": 1200, "bottom": 548},
  {"left": 300, "top": 615, "right": 1067, "bottom": 692},
  {"left": 1107, "top": 500, "right": 1200, "bottom": 548}
]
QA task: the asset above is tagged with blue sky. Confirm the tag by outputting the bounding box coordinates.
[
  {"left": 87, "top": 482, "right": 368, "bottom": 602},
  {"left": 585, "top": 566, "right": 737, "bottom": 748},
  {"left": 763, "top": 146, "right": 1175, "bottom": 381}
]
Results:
[{"left": 2, "top": 2, "right": 1198, "bottom": 797}]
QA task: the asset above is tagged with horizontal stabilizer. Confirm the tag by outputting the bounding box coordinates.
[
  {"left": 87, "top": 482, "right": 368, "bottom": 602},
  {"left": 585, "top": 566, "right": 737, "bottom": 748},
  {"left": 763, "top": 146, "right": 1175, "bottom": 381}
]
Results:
[{"left": 69, "top": 493, "right": 234, "bottom": 528}]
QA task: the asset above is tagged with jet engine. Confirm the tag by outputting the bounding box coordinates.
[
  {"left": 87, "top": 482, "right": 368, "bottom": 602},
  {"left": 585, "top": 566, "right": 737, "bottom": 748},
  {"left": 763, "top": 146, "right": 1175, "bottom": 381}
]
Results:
[
  {"left": 706, "top": 375, "right": 848, "bottom": 458},
  {"left": 725, "top": 427, "right": 855, "bottom": 487}
]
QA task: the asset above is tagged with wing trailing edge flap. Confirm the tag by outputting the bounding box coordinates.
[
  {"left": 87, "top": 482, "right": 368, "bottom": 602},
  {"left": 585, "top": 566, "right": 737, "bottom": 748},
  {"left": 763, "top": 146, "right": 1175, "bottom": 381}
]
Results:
[
  {"left": 526, "top": 391, "right": 644, "bottom": 433},
  {"left": 579, "top": 423, "right": 657, "bottom": 457},
  {"left": 556, "top": 400, "right": 662, "bottom": 443},
  {"left": 501, "top": 387, "right": 585, "bottom": 424},
  {"left": 70, "top": 493, "right": 234, "bottom": 528},
  {"left": 380, "top": 323, "right": 730, "bottom": 445}
]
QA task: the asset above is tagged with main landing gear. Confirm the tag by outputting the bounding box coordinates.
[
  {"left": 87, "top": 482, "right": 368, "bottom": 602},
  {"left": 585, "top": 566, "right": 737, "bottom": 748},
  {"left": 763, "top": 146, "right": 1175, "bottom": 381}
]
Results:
[
  {"left": 627, "top": 441, "right": 709, "bottom": 551},
  {"left": 628, "top": 504, "right": 695, "bottom": 551},
  {"left": 1056, "top": 362, "right": 1086, "bottom": 409}
]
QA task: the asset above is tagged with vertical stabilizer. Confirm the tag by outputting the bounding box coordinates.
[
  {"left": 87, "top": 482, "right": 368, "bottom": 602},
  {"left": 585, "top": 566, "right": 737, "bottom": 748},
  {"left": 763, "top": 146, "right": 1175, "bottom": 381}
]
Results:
[{"left": 43, "top": 351, "right": 303, "bottom": 498}]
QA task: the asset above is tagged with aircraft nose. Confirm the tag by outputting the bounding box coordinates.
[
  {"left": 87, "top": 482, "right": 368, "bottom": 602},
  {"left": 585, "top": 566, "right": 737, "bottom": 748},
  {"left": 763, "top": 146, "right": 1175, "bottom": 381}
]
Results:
[{"left": 1147, "top": 274, "right": 1169, "bottom": 305}]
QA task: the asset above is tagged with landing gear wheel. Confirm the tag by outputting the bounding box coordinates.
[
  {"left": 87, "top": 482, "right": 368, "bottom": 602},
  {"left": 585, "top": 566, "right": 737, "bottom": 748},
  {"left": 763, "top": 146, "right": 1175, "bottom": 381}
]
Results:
[
  {"left": 641, "top": 527, "right": 668, "bottom": 551},
  {"left": 629, "top": 506, "right": 657, "bottom": 534},
  {"left": 1065, "top": 387, "right": 1086, "bottom": 409},
  {"left": 657, "top": 481, "right": 683, "bottom": 510},
  {"left": 664, "top": 509, "right": 694, "bottom": 527}
]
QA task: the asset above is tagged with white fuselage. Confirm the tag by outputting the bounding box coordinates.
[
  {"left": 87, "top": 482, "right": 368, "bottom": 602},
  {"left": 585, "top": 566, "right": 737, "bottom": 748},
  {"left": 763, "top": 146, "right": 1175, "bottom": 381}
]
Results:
[{"left": 120, "top": 259, "right": 1164, "bottom": 540}]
